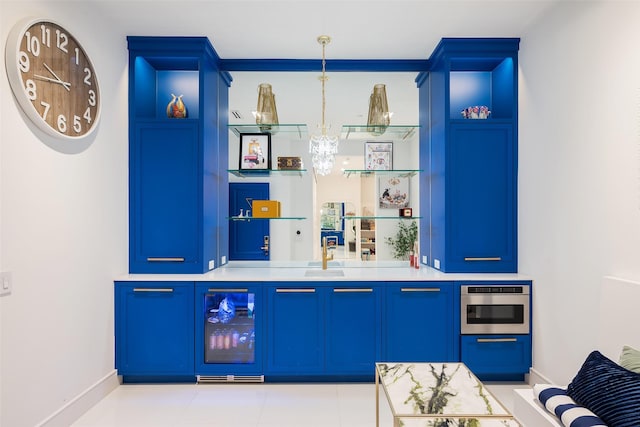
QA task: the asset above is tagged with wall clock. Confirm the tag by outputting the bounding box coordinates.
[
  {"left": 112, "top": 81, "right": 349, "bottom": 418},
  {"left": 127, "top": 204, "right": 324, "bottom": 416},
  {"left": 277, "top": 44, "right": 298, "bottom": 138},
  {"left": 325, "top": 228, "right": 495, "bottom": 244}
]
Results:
[{"left": 5, "top": 18, "right": 101, "bottom": 141}]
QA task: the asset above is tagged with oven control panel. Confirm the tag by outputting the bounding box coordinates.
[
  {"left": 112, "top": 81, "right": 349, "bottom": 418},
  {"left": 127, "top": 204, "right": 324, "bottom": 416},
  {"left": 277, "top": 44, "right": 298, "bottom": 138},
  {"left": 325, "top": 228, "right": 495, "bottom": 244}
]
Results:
[{"left": 462, "top": 285, "right": 529, "bottom": 294}]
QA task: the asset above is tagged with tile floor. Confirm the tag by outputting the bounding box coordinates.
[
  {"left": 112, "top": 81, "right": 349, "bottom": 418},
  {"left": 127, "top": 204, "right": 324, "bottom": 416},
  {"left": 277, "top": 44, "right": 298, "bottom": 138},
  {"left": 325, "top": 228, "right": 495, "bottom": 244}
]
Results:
[{"left": 70, "top": 381, "right": 528, "bottom": 427}]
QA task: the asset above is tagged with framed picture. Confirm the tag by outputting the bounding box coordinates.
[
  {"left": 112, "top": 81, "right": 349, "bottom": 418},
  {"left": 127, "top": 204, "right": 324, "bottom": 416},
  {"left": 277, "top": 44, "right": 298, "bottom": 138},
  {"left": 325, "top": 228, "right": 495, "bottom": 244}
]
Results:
[
  {"left": 239, "top": 133, "right": 271, "bottom": 170},
  {"left": 364, "top": 141, "right": 393, "bottom": 171},
  {"left": 379, "top": 175, "right": 409, "bottom": 209}
]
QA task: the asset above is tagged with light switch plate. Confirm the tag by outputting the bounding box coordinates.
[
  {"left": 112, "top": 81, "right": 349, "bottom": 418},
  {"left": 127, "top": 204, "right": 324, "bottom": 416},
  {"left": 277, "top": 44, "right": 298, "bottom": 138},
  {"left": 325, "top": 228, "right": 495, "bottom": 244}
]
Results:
[{"left": 0, "top": 271, "right": 12, "bottom": 296}]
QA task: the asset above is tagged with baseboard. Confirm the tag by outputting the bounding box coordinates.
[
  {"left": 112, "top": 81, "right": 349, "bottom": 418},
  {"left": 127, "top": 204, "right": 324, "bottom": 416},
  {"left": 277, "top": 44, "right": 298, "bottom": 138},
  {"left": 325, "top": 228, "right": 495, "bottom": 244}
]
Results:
[
  {"left": 528, "top": 367, "right": 553, "bottom": 385},
  {"left": 36, "top": 369, "right": 120, "bottom": 427}
]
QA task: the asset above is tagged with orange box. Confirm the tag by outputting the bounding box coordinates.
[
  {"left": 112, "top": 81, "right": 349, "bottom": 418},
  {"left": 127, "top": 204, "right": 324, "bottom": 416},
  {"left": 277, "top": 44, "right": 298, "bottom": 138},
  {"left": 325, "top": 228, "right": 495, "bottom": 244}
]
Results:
[{"left": 252, "top": 200, "right": 281, "bottom": 218}]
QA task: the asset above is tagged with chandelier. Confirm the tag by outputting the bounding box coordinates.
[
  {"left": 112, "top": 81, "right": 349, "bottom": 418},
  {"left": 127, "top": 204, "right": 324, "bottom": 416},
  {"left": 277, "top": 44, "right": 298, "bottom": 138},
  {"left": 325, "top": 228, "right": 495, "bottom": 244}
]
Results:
[{"left": 309, "top": 35, "right": 339, "bottom": 176}]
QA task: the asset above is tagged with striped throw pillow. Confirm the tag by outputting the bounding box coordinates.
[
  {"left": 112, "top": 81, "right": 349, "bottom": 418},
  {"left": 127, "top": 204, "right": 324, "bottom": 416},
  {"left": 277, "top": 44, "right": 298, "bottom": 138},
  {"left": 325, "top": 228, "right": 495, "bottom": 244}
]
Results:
[
  {"left": 567, "top": 350, "right": 640, "bottom": 427},
  {"left": 534, "top": 384, "right": 607, "bottom": 427}
]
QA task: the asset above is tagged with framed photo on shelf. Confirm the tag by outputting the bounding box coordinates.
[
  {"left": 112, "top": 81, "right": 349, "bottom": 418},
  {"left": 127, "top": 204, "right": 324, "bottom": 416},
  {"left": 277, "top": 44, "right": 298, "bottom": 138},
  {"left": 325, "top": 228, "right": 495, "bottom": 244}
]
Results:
[
  {"left": 379, "top": 175, "right": 409, "bottom": 209},
  {"left": 364, "top": 141, "right": 393, "bottom": 171},
  {"left": 239, "top": 133, "right": 271, "bottom": 170}
]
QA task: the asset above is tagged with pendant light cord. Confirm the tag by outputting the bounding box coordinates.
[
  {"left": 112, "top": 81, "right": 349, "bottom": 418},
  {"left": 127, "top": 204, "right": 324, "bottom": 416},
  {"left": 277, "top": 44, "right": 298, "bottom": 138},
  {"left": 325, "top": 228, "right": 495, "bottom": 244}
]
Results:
[{"left": 318, "top": 35, "right": 330, "bottom": 136}]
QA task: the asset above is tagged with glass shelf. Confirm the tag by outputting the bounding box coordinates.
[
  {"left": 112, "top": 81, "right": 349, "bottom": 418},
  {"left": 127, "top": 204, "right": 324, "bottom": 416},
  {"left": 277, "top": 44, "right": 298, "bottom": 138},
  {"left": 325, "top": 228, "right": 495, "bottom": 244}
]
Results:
[
  {"left": 342, "top": 216, "right": 422, "bottom": 220},
  {"left": 343, "top": 169, "right": 422, "bottom": 178},
  {"left": 228, "top": 124, "right": 308, "bottom": 138},
  {"left": 340, "top": 125, "right": 420, "bottom": 141},
  {"left": 228, "top": 169, "right": 307, "bottom": 178},
  {"left": 229, "top": 216, "right": 306, "bottom": 221}
]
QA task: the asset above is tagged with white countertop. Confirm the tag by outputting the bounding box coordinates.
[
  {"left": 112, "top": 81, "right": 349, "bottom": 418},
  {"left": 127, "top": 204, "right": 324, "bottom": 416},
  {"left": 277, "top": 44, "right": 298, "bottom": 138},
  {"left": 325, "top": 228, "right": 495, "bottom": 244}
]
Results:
[{"left": 116, "top": 261, "right": 532, "bottom": 282}]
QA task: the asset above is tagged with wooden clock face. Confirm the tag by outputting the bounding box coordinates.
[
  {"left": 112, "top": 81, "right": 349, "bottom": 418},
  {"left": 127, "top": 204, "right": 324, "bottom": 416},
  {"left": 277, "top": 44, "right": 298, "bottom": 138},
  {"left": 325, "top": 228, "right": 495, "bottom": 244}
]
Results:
[{"left": 5, "top": 18, "right": 101, "bottom": 140}]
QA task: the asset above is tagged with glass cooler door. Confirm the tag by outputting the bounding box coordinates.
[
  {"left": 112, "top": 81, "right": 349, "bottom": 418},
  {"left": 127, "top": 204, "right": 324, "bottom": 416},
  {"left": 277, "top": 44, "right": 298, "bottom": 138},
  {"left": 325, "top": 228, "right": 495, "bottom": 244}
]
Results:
[{"left": 204, "top": 290, "right": 256, "bottom": 364}]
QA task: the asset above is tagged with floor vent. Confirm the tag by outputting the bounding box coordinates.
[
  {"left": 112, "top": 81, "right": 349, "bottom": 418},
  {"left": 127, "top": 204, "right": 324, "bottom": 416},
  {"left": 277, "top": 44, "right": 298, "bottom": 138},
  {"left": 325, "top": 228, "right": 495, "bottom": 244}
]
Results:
[{"left": 197, "top": 375, "right": 264, "bottom": 384}]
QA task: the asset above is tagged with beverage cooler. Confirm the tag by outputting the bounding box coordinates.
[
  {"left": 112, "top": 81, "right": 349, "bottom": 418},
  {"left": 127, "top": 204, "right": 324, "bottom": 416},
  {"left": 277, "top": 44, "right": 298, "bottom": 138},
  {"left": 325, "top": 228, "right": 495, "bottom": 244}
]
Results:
[{"left": 195, "top": 283, "right": 263, "bottom": 380}]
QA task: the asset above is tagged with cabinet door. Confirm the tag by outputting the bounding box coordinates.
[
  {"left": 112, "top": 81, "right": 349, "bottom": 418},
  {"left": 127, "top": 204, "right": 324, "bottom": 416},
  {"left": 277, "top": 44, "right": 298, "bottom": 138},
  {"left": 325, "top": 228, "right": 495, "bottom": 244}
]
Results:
[
  {"left": 385, "top": 282, "right": 456, "bottom": 362},
  {"left": 326, "top": 285, "right": 381, "bottom": 376},
  {"left": 130, "top": 121, "right": 201, "bottom": 273},
  {"left": 115, "top": 281, "right": 195, "bottom": 378},
  {"left": 449, "top": 123, "right": 516, "bottom": 272},
  {"left": 266, "top": 284, "right": 324, "bottom": 375},
  {"left": 461, "top": 335, "right": 531, "bottom": 381}
]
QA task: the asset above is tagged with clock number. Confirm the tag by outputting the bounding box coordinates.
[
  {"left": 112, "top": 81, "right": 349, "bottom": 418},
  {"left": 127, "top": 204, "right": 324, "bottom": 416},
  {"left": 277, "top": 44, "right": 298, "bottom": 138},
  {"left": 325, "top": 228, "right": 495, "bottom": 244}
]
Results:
[
  {"left": 83, "top": 68, "right": 92, "bottom": 86},
  {"left": 55, "top": 29, "right": 68, "bottom": 53},
  {"left": 40, "top": 25, "right": 51, "bottom": 47},
  {"left": 73, "top": 115, "right": 82, "bottom": 133},
  {"left": 18, "top": 51, "right": 30, "bottom": 73},
  {"left": 88, "top": 90, "right": 97, "bottom": 106},
  {"left": 83, "top": 107, "right": 92, "bottom": 124},
  {"left": 24, "top": 31, "right": 40, "bottom": 57},
  {"left": 57, "top": 115, "right": 67, "bottom": 133},
  {"left": 74, "top": 48, "right": 80, "bottom": 66},
  {"left": 40, "top": 101, "right": 51, "bottom": 121},
  {"left": 24, "top": 79, "right": 37, "bottom": 101}
]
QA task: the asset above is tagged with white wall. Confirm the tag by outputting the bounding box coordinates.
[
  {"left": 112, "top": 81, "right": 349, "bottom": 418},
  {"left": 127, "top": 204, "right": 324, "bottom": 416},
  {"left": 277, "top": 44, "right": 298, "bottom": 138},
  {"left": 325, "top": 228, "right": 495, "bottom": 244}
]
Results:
[
  {"left": 519, "top": 1, "right": 640, "bottom": 384},
  {"left": 0, "top": 2, "right": 128, "bottom": 426}
]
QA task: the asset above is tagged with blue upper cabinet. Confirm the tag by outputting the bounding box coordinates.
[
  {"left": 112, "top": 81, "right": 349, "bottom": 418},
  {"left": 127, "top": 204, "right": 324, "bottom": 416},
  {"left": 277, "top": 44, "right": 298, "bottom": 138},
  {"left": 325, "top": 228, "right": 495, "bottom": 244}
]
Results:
[
  {"left": 128, "top": 37, "right": 232, "bottom": 273},
  {"left": 418, "top": 38, "right": 519, "bottom": 273}
]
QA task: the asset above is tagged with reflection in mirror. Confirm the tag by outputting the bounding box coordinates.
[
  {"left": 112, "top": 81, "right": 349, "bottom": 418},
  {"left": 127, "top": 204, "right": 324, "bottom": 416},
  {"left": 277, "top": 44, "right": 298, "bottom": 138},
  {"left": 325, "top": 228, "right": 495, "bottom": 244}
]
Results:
[{"left": 320, "top": 202, "right": 357, "bottom": 260}]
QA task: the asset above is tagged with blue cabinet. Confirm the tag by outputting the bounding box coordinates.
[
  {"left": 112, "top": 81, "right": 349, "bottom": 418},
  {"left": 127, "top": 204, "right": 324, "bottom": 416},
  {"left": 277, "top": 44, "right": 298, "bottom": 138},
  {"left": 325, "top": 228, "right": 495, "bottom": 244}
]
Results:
[
  {"left": 384, "top": 282, "right": 457, "bottom": 362},
  {"left": 131, "top": 121, "right": 200, "bottom": 272},
  {"left": 266, "top": 283, "right": 324, "bottom": 376},
  {"left": 127, "top": 37, "right": 231, "bottom": 273},
  {"left": 418, "top": 38, "right": 519, "bottom": 273},
  {"left": 461, "top": 335, "right": 532, "bottom": 381},
  {"left": 114, "top": 281, "right": 195, "bottom": 381},
  {"left": 195, "top": 283, "right": 264, "bottom": 378},
  {"left": 265, "top": 282, "right": 381, "bottom": 380},
  {"left": 448, "top": 122, "right": 516, "bottom": 271},
  {"left": 326, "top": 284, "right": 381, "bottom": 377}
]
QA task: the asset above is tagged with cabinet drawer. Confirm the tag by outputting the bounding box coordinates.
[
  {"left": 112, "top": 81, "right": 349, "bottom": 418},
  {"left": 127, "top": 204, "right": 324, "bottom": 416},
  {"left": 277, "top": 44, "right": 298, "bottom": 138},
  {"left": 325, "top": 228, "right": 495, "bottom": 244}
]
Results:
[{"left": 460, "top": 334, "right": 531, "bottom": 380}]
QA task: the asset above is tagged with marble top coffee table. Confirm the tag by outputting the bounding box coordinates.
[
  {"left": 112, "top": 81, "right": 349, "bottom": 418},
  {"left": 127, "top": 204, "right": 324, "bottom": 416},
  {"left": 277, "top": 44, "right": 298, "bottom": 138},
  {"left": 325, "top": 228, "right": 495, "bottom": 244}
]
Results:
[{"left": 375, "top": 362, "right": 521, "bottom": 427}]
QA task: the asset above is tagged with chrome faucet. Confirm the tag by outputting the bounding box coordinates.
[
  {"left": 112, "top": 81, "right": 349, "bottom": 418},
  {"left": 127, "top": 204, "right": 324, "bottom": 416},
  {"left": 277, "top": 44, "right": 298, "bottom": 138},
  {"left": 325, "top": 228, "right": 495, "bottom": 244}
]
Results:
[{"left": 322, "top": 236, "right": 334, "bottom": 270}]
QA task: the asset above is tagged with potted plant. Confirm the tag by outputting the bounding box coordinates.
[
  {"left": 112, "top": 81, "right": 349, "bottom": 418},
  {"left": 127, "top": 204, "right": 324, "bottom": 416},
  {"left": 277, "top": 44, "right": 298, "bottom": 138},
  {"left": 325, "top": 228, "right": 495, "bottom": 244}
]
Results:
[{"left": 384, "top": 220, "right": 418, "bottom": 260}]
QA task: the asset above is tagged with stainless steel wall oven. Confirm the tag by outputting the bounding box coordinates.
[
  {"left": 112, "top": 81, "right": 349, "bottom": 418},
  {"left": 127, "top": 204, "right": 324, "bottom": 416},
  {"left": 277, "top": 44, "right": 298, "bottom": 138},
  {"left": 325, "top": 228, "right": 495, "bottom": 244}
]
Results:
[{"left": 461, "top": 284, "right": 530, "bottom": 334}]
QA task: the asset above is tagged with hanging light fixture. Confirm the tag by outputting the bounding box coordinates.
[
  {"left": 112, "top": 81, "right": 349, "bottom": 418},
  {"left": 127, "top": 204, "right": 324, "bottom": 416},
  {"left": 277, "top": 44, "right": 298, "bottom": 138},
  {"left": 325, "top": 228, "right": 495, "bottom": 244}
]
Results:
[
  {"left": 309, "top": 35, "right": 339, "bottom": 176},
  {"left": 254, "top": 83, "right": 279, "bottom": 133},
  {"left": 367, "top": 83, "right": 391, "bottom": 136}
]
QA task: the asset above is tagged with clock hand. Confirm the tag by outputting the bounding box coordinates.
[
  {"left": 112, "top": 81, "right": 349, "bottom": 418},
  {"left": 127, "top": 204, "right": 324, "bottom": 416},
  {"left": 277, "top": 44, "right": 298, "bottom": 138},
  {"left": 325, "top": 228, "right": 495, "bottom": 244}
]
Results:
[
  {"left": 33, "top": 74, "right": 71, "bottom": 91},
  {"left": 42, "top": 63, "right": 71, "bottom": 91}
]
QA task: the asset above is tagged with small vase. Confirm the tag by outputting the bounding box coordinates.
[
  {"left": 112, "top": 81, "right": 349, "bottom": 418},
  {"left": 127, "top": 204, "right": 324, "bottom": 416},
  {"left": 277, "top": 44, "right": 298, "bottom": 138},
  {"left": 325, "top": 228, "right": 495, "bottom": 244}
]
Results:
[{"left": 167, "top": 93, "right": 187, "bottom": 118}]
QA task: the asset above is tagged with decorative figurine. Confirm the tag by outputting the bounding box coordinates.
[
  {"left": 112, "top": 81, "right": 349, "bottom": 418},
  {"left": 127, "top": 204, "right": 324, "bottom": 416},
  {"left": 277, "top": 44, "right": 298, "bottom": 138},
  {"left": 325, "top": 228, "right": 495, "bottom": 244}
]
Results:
[{"left": 166, "top": 93, "right": 187, "bottom": 118}]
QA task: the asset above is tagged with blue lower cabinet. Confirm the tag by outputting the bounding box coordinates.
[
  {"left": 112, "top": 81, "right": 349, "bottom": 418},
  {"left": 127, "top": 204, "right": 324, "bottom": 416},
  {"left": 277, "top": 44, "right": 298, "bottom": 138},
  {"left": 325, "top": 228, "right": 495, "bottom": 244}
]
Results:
[
  {"left": 115, "top": 281, "right": 195, "bottom": 382},
  {"left": 326, "top": 284, "right": 381, "bottom": 377},
  {"left": 265, "top": 282, "right": 381, "bottom": 380},
  {"left": 385, "top": 282, "right": 457, "bottom": 362},
  {"left": 460, "top": 334, "right": 531, "bottom": 381},
  {"left": 266, "top": 283, "right": 324, "bottom": 377},
  {"left": 195, "top": 283, "right": 264, "bottom": 378}
]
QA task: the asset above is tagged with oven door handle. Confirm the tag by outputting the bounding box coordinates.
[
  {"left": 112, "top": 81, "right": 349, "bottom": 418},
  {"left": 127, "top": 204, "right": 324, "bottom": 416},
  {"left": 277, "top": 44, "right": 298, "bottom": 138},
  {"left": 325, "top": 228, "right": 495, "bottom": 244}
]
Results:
[{"left": 476, "top": 337, "right": 518, "bottom": 343}]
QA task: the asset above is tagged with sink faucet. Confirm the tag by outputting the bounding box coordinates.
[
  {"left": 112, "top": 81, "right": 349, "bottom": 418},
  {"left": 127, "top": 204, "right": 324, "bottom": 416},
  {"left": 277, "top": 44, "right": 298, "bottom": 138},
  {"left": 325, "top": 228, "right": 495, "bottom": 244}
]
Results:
[{"left": 322, "top": 236, "right": 334, "bottom": 270}]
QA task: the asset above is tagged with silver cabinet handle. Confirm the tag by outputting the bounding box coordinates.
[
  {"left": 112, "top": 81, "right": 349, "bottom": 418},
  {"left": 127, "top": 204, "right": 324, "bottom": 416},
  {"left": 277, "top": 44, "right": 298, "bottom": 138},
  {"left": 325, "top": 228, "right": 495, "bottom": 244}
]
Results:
[
  {"left": 333, "top": 288, "right": 373, "bottom": 293},
  {"left": 207, "top": 288, "right": 248, "bottom": 293},
  {"left": 476, "top": 338, "right": 518, "bottom": 343},
  {"left": 147, "top": 257, "right": 185, "bottom": 262},
  {"left": 276, "top": 288, "right": 316, "bottom": 293},
  {"left": 133, "top": 288, "right": 174, "bottom": 293},
  {"left": 400, "top": 288, "right": 441, "bottom": 292},
  {"left": 464, "top": 257, "right": 502, "bottom": 261}
]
